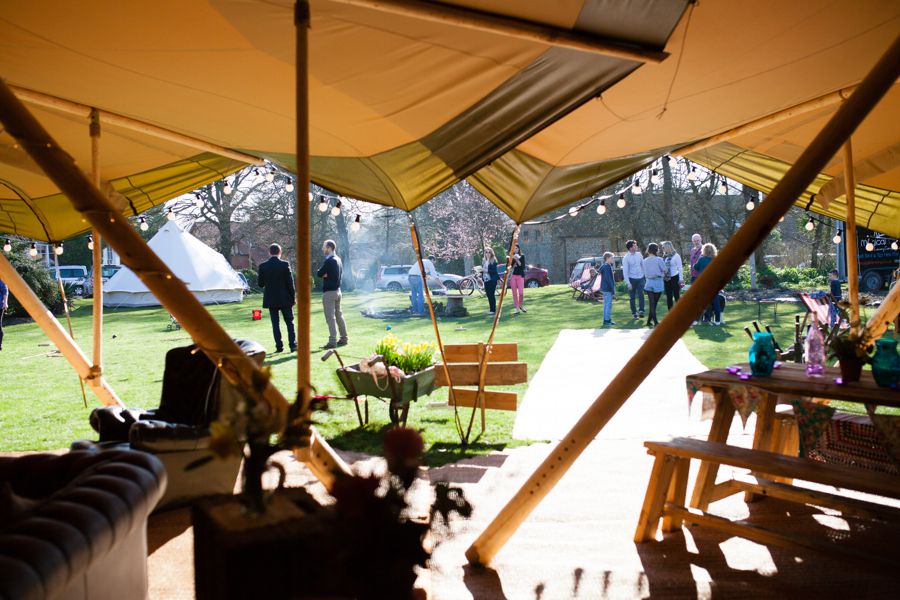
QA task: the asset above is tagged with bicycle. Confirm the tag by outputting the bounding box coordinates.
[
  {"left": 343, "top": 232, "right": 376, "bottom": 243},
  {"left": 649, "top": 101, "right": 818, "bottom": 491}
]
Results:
[{"left": 457, "top": 267, "right": 485, "bottom": 296}]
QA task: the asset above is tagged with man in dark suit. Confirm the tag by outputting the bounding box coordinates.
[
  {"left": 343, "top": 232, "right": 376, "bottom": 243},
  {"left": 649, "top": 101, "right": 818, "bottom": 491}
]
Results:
[{"left": 257, "top": 243, "right": 296, "bottom": 353}]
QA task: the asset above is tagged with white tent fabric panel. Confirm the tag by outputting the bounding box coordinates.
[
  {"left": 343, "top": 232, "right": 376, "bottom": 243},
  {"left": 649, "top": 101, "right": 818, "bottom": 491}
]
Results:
[{"left": 104, "top": 220, "right": 244, "bottom": 307}]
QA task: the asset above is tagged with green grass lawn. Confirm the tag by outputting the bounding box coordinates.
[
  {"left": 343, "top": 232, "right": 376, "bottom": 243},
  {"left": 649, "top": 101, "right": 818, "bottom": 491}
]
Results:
[{"left": 0, "top": 285, "right": 818, "bottom": 464}]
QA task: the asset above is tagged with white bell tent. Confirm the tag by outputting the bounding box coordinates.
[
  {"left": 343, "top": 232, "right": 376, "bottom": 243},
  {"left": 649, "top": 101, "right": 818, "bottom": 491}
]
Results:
[{"left": 103, "top": 221, "right": 244, "bottom": 307}]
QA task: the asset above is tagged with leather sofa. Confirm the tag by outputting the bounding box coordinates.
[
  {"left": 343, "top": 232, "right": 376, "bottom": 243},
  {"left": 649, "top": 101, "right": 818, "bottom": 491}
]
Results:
[
  {"left": 0, "top": 447, "right": 166, "bottom": 600},
  {"left": 84, "top": 340, "right": 265, "bottom": 509}
]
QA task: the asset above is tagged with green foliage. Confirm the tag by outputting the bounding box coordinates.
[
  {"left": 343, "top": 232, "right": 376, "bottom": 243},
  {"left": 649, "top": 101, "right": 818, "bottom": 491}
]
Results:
[
  {"left": 725, "top": 265, "right": 829, "bottom": 291},
  {"left": 374, "top": 333, "right": 436, "bottom": 374},
  {"left": 3, "top": 243, "right": 63, "bottom": 317}
]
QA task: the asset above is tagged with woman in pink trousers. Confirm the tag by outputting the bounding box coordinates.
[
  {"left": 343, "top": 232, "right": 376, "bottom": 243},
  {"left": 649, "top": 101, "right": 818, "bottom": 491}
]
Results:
[{"left": 510, "top": 244, "right": 527, "bottom": 314}]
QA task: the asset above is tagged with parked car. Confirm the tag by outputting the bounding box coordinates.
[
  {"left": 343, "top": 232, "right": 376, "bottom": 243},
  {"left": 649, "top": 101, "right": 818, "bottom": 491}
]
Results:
[
  {"left": 497, "top": 264, "right": 550, "bottom": 288},
  {"left": 49, "top": 265, "right": 89, "bottom": 296},
  {"left": 569, "top": 256, "right": 624, "bottom": 284},
  {"left": 375, "top": 265, "right": 462, "bottom": 291},
  {"left": 84, "top": 264, "right": 122, "bottom": 296}
]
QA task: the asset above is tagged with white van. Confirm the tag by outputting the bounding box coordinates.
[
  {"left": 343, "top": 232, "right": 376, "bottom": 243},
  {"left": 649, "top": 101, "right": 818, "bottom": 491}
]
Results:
[{"left": 49, "top": 265, "right": 89, "bottom": 296}]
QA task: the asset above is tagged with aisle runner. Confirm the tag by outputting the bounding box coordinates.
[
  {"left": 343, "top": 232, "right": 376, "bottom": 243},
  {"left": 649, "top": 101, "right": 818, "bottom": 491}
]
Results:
[{"left": 513, "top": 329, "right": 710, "bottom": 441}]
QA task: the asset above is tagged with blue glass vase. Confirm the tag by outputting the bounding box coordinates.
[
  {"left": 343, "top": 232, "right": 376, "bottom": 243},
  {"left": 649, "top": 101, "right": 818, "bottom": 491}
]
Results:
[
  {"left": 871, "top": 336, "right": 900, "bottom": 388},
  {"left": 749, "top": 332, "right": 777, "bottom": 377}
]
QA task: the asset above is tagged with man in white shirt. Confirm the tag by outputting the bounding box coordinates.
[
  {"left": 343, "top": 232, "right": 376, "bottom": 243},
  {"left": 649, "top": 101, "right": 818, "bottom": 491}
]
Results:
[
  {"left": 407, "top": 256, "right": 440, "bottom": 315},
  {"left": 622, "top": 240, "right": 646, "bottom": 319}
]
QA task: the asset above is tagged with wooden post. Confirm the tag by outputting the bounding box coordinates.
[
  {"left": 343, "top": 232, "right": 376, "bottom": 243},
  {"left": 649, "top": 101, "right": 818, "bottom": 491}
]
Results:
[
  {"left": 90, "top": 108, "right": 103, "bottom": 370},
  {"left": 843, "top": 141, "right": 860, "bottom": 334},
  {"left": 407, "top": 215, "right": 465, "bottom": 441},
  {"left": 328, "top": 0, "right": 669, "bottom": 63},
  {"left": 0, "top": 251, "right": 122, "bottom": 406},
  {"left": 295, "top": 0, "right": 312, "bottom": 410},
  {"left": 465, "top": 34, "right": 900, "bottom": 566}
]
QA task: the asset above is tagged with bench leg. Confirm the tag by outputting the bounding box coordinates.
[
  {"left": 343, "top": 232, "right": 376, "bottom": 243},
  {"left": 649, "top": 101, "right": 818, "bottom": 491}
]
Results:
[
  {"left": 634, "top": 454, "right": 677, "bottom": 543},
  {"left": 662, "top": 458, "right": 690, "bottom": 533},
  {"left": 691, "top": 391, "right": 735, "bottom": 510}
]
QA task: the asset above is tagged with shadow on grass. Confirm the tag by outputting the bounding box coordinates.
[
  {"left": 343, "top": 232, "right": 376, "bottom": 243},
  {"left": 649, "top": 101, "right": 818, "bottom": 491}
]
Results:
[
  {"left": 691, "top": 323, "right": 735, "bottom": 341},
  {"left": 326, "top": 425, "right": 517, "bottom": 468}
]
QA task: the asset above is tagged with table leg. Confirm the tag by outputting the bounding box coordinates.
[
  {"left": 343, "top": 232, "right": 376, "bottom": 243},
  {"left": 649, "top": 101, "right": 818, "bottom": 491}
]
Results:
[
  {"left": 690, "top": 390, "right": 735, "bottom": 511},
  {"left": 746, "top": 392, "right": 778, "bottom": 501}
]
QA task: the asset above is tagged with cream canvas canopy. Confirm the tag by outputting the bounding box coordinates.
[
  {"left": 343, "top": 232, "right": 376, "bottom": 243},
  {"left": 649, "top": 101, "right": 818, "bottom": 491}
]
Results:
[
  {"left": 464, "top": 0, "right": 900, "bottom": 232},
  {"left": 103, "top": 221, "right": 244, "bottom": 308},
  {"left": 0, "top": 0, "right": 689, "bottom": 242}
]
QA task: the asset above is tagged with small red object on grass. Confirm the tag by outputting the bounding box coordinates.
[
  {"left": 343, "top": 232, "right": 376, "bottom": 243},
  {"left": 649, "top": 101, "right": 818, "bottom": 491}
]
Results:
[{"left": 252, "top": 309, "right": 262, "bottom": 321}]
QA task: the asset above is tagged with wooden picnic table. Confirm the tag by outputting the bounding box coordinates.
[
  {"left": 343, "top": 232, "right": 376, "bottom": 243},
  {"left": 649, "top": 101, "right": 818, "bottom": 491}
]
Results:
[{"left": 686, "top": 363, "right": 900, "bottom": 510}]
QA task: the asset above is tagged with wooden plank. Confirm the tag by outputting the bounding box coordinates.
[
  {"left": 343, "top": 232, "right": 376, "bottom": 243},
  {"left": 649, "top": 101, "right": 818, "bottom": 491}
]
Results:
[
  {"left": 662, "top": 458, "right": 690, "bottom": 533},
  {"left": 729, "top": 475, "right": 900, "bottom": 524},
  {"left": 449, "top": 389, "right": 518, "bottom": 411},
  {"left": 442, "top": 343, "right": 518, "bottom": 363},
  {"left": 434, "top": 362, "right": 527, "bottom": 386},
  {"left": 649, "top": 438, "right": 900, "bottom": 500},
  {"left": 690, "top": 390, "right": 736, "bottom": 510},
  {"left": 665, "top": 504, "right": 895, "bottom": 566}
]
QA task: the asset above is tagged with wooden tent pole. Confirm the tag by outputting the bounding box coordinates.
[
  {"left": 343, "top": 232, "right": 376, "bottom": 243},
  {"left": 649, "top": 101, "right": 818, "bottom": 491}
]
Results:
[
  {"left": 0, "top": 251, "right": 121, "bottom": 406},
  {"left": 466, "top": 34, "right": 900, "bottom": 566},
  {"left": 294, "top": 0, "right": 312, "bottom": 410},
  {"left": 843, "top": 141, "right": 860, "bottom": 334},
  {"left": 11, "top": 85, "right": 263, "bottom": 167},
  {"left": 677, "top": 84, "right": 862, "bottom": 156},
  {"left": 407, "top": 215, "right": 466, "bottom": 441},
  {"left": 90, "top": 108, "right": 103, "bottom": 370},
  {"left": 328, "top": 0, "right": 669, "bottom": 63}
]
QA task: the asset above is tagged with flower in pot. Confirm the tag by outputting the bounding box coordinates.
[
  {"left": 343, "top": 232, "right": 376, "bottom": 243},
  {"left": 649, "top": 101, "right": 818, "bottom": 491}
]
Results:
[{"left": 826, "top": 301, "right": 872, "bottom": 382}]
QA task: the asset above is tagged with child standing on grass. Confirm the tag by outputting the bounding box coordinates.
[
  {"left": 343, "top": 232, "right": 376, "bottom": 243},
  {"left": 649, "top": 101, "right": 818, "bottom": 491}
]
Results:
[{"left": 599, "top": 252, "right": 616, "bottom": 326}]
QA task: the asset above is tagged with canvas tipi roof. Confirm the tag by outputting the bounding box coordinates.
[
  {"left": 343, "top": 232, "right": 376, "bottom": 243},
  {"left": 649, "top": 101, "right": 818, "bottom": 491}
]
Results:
[{"left": 104, "top": 220, "right": 244, "bottom": 307}]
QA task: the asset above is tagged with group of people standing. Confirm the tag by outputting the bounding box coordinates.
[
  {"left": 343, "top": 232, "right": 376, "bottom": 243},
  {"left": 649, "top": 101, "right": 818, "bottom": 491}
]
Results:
[
  {"left": 480, "top": 244, "right": 528, "bottom": 315},
  {"left": 606, "top": 233, "right": 721, "bottom": 328},
  {"left": 619, "top": 239, "right": 685, "bottom": 328}
]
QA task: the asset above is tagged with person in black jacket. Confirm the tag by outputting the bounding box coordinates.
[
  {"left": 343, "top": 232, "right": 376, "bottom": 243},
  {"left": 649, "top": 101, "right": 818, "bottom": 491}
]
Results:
[
  {"left": 257, "top": 243, "right": 296, "bottom": 353},
  {"left": 316, "top": 239, "right": 348, "bottom": 349}
]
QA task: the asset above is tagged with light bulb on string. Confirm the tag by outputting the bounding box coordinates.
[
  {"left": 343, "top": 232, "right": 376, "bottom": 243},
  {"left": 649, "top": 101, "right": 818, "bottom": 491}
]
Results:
[
  {"left": 308, "top": 192, "right": 314, "bottom": 202},
  {"left": 745, "top": 198, "right": 755, "bottom": 211},
  {"left": 317, "top": 198, "right": 328, "bottom": 212},
  {"left": 687, "top": 166, "right": 698, "bottom": 181},
  {"left": 166, "top": 207, "right": 175, "bottom": 221},
  {"left": 805, "top": 218, "right": 815, "bottom": 231},
  {"left": 650, "top": 170, "right": 661, "bottom": 185},
  {"left": 3, "top": 239, "right": 11, "bottom": 253},
  {"left": 252, "top": 168, "right": 262, "bottom": 182},
  {"left": 54, "top": 243, "right": 64, "bottom": 256},
  {"left": 285, "top": 179, "right": 294, "bottom": 193},
  {"left": 223, "top": 181, "right": 233, "bottom": 195},
  {"left": 331, "top": 200, "right": 342, "bottom": 216},
  {"left": 833, "top": 232, "right": 842, "bottom": 245},
  {"left": 350, "top": 214, "right": 361, "bottom": 232},
  {"left": 717, "top": 180, "right": 727, "bottom": 195},
  {"left": 892, "top": 241, "right": 899, "bottom": 251},
  {"left": 265, "top": 169, "right": 275, "bottom": 183},
  {"left": 29, "top": 242, "right": 38, "bottom": 257},
  {"left": 617, "top": 193, "right": 626, "bottom": 209},
  {"left": 631, "top": 180, "right": 642, "bottom": 195},
  {"left": 139, "top": 216, "right": 149, "bottom": 231},
  {"left": 194, "top": 193, "right": 204, "bottom": 208},
  {"left": 865, "top": 241, "right": 875, "bottom": 252},
  {"left": 779, "top": 215, "right": 785, "bottom": 223},
  {"left": 667, "top": 155, "right": 677, "bottom": 168},
  {"left": 596, "top": 199, "right": 607, "bottom": 215},
  {"left": 567, "top": 206, "right": 580, "bottom": 217},
  {"left": 87, "top": 236, "right": 94, "bottom": 251}
]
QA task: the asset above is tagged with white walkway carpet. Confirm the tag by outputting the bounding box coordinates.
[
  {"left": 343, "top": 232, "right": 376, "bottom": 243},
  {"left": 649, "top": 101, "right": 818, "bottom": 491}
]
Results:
[{"left": 513, "top": 328, "right": 710, "bottom": 441}]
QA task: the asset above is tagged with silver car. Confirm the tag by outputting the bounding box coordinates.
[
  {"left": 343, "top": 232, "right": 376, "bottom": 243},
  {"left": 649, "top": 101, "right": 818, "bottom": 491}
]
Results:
[{"left": 375, "top": 265, "right": 462, "bottom": 291}]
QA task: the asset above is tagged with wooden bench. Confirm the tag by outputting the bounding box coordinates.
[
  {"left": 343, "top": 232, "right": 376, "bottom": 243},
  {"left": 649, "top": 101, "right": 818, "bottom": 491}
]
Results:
[
  {"left": 634, "top": 438, "right": 900, "bottom": 563},
  {"left": 435, "top": 343, "right": 527, "bottom": 427}
]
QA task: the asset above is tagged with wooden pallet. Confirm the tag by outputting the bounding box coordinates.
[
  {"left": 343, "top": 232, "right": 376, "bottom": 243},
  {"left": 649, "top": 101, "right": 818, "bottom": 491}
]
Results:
[{"left": 436, "top": 342, "right": 527, "bottom": 414}]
